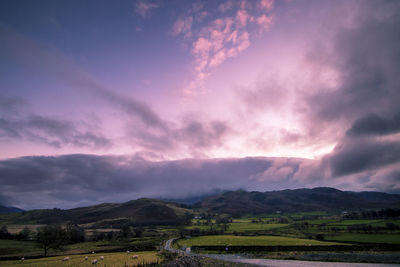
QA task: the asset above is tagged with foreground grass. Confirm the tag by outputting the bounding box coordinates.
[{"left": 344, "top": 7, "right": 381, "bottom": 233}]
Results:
[
  {"left": 176, "top": 235, "right": 344, "bottom": 247},
  {"left": 326, "top": 233, "right": 400, "bottom": 244},
  {"left": 0, "top": 237, "right": 162, "bottom": 258},
  {"left": 1, "top": 251, "right": 160, "bottom": 267}
]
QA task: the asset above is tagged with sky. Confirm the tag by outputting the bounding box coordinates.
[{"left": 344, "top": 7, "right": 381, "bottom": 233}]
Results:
[{"left": 1, "top": 0, "right": 400, "bottom": 210}]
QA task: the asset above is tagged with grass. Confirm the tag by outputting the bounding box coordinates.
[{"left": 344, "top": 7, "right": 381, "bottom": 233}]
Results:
[
  {"left": 0, "top": 251, "right": 160, "bottom": 267},
  {"left": 176, "top": 235, "right": 344, "bottom": 247},
  {"left": 328, "top": 220, "right": 382, "bottom": 226},
  {"left": 187, "top": 219, "right": 287, "bottom": 233},
  {"left": 326, "top": 233, "right": 400, "bottom": 244},
  {"left": 0, "top": 237, "right": 162, "bottom": 258},
  {"left": 0, "top": 240, "right": 42, "bottom": 256},
  {"left": 227, "top": 222, "right": 287, "bottom": 232}
]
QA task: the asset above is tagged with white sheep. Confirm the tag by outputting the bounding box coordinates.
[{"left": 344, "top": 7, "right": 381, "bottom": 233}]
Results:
[
  {"left": 126, "top": 250, "right": 130, "bottom": 253},
  {"left": 62, "top": 256, "right": 70, "bottom": 261},
  {"left": 21, "top": 257, "right": 24, "bottom": 261},
  {"left": 132, "top": 255, "right": 138, "bottom": 259},
  {"left": 92, "top": 251, "right": 95, "bottom": 254},
  {"left": 100, "top": 256, "right": 104, "bottom": 260},
  {"left": 85, "top": 256, "right": 89, "bottom": 260},
  {"left": 92, "top": 259, "right": 98, "bottom": 264}
]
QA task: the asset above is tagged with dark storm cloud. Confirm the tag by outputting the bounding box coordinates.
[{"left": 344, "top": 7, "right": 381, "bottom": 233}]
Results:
[
  {"left": 307, "top": 1, "right": 400, "bottom": 123},
  {"left": 347, "top": 112, "right": 400, "bottom": 137},
  {"left": 298, "top": 0, "right": 400, "bottom": 181},
  {"left": 0, "top": 154, "right": 310, "bottom": 209},
  {"left": 328, "top": 139, "right": 400, "bottom": 177},
  {"left": 1, "top": 152, "right": 398, "bottom": 210}
]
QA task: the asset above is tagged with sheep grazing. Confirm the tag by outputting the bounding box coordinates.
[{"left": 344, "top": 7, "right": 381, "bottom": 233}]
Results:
[
  {"left": 132, "top": 255, "right": 138, "bottom": 259},
  {"left": 21, "top": 257, "right": 24, "bottom": 261},
  {"left": 92, "top": 259, "right": 98, "bottom": 264},
  {"left": 85, "top": 256, "right": 89, "bottom": 260},
  {"left": 92, "top": 251, "right": 95, "bottom": 254},
  {"left": 62, "top": 256, "right": 70, "bottom": 261},
  {"left": 100, "top": 256, "right": 104, "bottom": 260},
  {"left": 126, "top": 250, "right": 130, "bottom": 253}
]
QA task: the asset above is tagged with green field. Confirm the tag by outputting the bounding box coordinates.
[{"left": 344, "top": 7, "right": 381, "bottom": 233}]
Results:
[
  {"left": 0, "top": 240, "right": 42, "bottom": 256},
  {"left": 0, "top": 237, "right": 161, "bottom": 258},
  {"left": 188, "top": 218, "right": 288, "bottom": 233},
  {"left": 176, "top": 235, "right": 344, "bottom": 247},
  {"left": 227, "top": 222, "right": 287, "bottom": 232},
  {"left": 326, "top": 234, "right": 400, "bottom": 244},
  {"left": 1, "top": 251, "right": 160, "bottom": 267},
  {"left": 328, "top": 220, "right": 383, "bottom": 226}
]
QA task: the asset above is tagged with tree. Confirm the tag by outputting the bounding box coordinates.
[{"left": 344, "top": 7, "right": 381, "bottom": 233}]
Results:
[
  {"left": 0, "top": 225, "right": 11, "bottom": 239},
  {"left": 36, "top": 225, "right": 66, "bottom": 256},
  {"left": 17, "top": 227, "right": 32, "bottom": 240},
  {"left": 315, "top": 234, "right": 325, "bottom": 241},
  {"left": 64, "top": 223, "right": 85, "bottom": 243}
]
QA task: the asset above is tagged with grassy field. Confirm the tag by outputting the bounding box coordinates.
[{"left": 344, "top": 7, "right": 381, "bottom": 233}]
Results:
[
  {"left": 187, "top": 218, "right": 288, "bottom": 233},
  {"left": 176, "top": 235, "right": 344, "bottom": 247},
  {"left": 0, "top": 237, "right": 162, "bottom": 258},
  {"left": 1, "top": 251, "right": 160, "bottom": 267},
  {"left": 326, "top": 234, "right": 400, "bottom": 244},
  {"left": 227, "top": 222, "right": 287, "bottom": 232},
  {"left": 0, "top": 239, "right": 42, "bottom": 256},
  {"left": 328, "top": 220, "right": 383, "bottom": 226}
]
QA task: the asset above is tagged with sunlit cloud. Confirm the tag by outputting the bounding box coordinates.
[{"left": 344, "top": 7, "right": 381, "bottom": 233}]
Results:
[
  {"left": 172, "top": 0, "right": 274, "bottom": 94},
  {"left": 135, "top": 0, "right": 159, "bottom": 17}
]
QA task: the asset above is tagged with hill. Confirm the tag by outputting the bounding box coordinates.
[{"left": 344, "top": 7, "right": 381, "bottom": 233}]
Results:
[
  {"left": 0, "top": 205, "right": 24, "bottom": 214},
  {"left": 194, "top": 187, "right": 400, "bottom": 216},
  {"left": 1, "top": 187, "right": 399, "bottom": 225},
  {"left": 0, "top": 198, "right": 191, "bottom": 226}
]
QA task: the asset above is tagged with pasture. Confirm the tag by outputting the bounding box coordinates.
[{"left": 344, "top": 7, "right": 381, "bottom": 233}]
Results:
[
  {"left": 326, "top": 234, "right": 400, "bottom": 244},
  {"left": 1, "top": 251, "right": 160, "bottom": 267},
  {"left": 176, "top": 235, "right": 344, "bottom": 247},
  {"left": 187, "top": 218, "right": 288, "bottom": 232}
]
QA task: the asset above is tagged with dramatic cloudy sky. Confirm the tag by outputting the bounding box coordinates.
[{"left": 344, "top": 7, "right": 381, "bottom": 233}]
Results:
[{"left": 1, "top": 0, "right": 399, "bottom": 209}]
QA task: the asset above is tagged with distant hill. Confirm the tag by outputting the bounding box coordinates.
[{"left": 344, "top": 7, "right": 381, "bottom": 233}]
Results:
[
  {"left": 1, "top": 188, "right": 399, "bottom": 225},
  {"left": 161, "top": 189, "right": 226, "bottom": 205},
  {"left": 0, "top": 205, "right": 24, "bottom": 214},
  {"left": 0, "top": 198, "right": 191, "bottom": 226},
  {"left": 194, "top": 187, "right": 400, "bottom": 216}
]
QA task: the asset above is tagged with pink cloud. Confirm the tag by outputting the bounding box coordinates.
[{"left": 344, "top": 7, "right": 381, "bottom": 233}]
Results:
[
  {"left": 257, "top": 14, "right": 273, "bottom": 32},
  {"left": 135, "top": 0, "right": 159, "bottom": 17},
  {"left": 172, "top": 16, "right": 193, "bottom": 37},
  {"left": 236, "top": 9, "right": 249, "bottom": 28},
  {"left": 218, "top": 1, "right": 234, "bottom": 13},
  {"left": 259, "top": 0, "right": 274, "bottom": 12},
  {"left": 172, "top": 0, "right": 276, "bottom": 93}
]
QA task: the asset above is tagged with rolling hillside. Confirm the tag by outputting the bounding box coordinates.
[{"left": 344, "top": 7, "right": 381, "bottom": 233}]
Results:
[
  {"left": 1, "top": 187, "right": 399, "bottom": 225},
  {"left": 194, "top": 187, "right": 400, "bottom": 216},
  {"left": 0, "top": 205, "right": 24, "bottom": 214},
  {"left": 0, "top": 198, "right": 191, "bottom": 226}
]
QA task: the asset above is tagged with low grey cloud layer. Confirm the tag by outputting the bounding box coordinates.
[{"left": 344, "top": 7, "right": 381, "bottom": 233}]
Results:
[{"left": 1, "top": 152, "right": 399, "bottom": 210}]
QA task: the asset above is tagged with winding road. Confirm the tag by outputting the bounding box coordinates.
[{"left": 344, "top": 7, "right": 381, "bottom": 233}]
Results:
[{"left": 164, "top": 238, "right": 398, "bottom": 267}]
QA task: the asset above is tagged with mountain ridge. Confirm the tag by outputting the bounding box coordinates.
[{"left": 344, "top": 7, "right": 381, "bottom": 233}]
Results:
[{"left": 1, "top": 187, "right": 399, "bottom": 225}]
